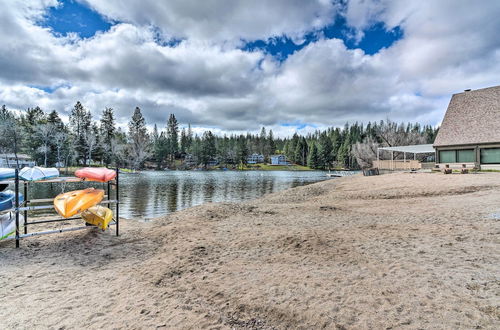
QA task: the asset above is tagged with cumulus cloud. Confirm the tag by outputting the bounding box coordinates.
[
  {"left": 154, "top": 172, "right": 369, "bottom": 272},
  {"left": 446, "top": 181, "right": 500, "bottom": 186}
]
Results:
[
  {"left": 0, "top": 0, "right": 499, "bottom": 135},
  {"left": 83, "top": 0, "right": 338, "bottom": 43}
]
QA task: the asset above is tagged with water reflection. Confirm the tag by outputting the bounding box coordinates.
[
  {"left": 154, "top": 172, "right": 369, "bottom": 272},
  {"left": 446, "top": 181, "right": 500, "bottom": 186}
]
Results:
[{"left": 23, "top": 170, "right": 328, "bottom": 219}]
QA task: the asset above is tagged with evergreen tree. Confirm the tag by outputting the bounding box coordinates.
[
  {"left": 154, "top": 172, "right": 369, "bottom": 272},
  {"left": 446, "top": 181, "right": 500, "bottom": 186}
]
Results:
[
  {"left": 259, "top": 127, "right": 267, "bottom": 155},
  {"left": 236, "top": 134, "right": 249, "bottom": 168},
  {"left": 200, "top": 131, "right": 216, "bottom": 167},
  {"left": 46, "top": 110, "right": 66, "bottom": 165},
  {"left": 294, "top": 137, "right": 308, "bottom": 165},
  {"left": 100, "top": 107, "right": 116, "bottom": 166},
  {"left": 266, "top": 129, "right": 275, "bottom": 160},
  {"left": 307, "top": 143, "right": 320, "bottom": 169},
  {"left": 166, "top": 114, "right": 179, "bottom": 163},
  {"left": 69, "top": 101, "right": 92, "bottom": 165},
  {"left": 21, "top": 106, "right": 47, "bottom": 164},
  {"left": 180, "top": 128, "right": 189, "bottom": 154},
  {"left": 128, "top": 107, "right": 150, "bottom": 169},
  {"left": 47, "top": 110, "right": 64, "bottom": 130},
  {"left": 337, "top": 133, "right": 351, "bottom": 169},
  {"left": 318, "top": 132, "right": 334, "bottom": 169}
]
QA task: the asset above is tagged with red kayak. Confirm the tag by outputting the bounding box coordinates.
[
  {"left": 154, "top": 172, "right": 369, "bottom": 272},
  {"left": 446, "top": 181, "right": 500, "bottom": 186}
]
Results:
[{"left": 75, "top": 167, "right": 117, "bottom": 183}]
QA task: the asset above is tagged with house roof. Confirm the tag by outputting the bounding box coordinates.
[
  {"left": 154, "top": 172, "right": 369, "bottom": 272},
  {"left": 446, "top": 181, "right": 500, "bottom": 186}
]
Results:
[
  {"left": 378, "top": 144, "right": 435, "bottom": 154},
  {"left": 434, "top": 85, "right": 500, "bottom": 147},
  {"left": 0, "top": 153, "right": 33, "bottom": 160}
]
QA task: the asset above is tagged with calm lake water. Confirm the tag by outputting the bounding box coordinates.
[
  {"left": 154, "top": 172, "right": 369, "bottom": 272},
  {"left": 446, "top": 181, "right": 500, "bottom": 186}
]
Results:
[{"left": 24, "top": 170, "right": 330, "bottom": 219}]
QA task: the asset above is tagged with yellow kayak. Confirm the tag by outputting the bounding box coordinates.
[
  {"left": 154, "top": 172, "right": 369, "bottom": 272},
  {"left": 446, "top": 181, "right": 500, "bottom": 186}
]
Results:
[
  {"left": 81, "top": 206, "right": 113, "bottom": 230},
  {"left": 54, "top": 188, "right": 104, "bottom": 218}
]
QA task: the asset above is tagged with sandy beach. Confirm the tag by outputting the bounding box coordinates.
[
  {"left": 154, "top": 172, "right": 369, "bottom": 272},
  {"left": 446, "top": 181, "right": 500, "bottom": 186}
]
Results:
[{"left": 1, "top": 172, "right": 499, "bottom": 329}]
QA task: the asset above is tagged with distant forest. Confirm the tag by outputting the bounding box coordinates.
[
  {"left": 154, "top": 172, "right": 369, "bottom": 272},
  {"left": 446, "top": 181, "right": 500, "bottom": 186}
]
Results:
[{"left": 0, "top": 102, "right": 439, "bottom": 170}]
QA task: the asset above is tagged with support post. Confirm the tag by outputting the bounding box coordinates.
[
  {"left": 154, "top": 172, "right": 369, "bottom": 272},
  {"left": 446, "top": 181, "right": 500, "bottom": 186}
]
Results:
[
  {"left": 391, "top": 151, "right": 394, "bottom": 170},
  {"left": 115, "top": 167, "right": 119, "bottom": 236},
  {"left": 377, "top": 148, "right": 379, "bottom": 168},
  {"left": 15, "top": 169, "right": 20, "bottom": 248},
  {"left": 107, "top": 178, "right": 111, "bottom": 231},
  {"left": 404, "top": 152, "right": 406, "bottom": 170},
  {"left": 23, "top": 182, "right": 28, "bottom": 234}
]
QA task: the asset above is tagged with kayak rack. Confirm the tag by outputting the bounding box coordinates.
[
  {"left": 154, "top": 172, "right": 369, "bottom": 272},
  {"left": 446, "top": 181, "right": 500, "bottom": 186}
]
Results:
[{"left": 1, "top": 168, "right": 120, "bottom": 248}]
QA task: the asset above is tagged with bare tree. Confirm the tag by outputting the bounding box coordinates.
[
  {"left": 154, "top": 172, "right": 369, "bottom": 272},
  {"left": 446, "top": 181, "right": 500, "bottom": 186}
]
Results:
[
  {"left": 351, "top": 137, "right": 379, "bottom": 169},
  {"left": 129, "top": 135, "right": 150, "bottom": 169},
  {"left": 352, "top": 120, "right": 427, "bottom": 169},
  {"left": 53, "top": 131, "right": 68, "bottom": 169},
  {"left": 85, "top": 131, "right": 97, "bottom": 165},
  {"left": 0, "top": 107, "right": 24, "bottom": 168},
  {"left": 35, "top": 123, "right": 55, "bottom": 167}
]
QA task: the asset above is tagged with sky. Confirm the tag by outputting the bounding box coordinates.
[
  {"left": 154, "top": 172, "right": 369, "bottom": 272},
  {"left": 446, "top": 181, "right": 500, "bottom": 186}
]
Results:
[{"left": 1, "top": 0, "right": 500, "bottom": 136}]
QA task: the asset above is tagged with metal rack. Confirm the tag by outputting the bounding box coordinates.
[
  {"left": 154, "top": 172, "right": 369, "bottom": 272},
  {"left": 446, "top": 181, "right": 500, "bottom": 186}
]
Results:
[{"left": 0, "top": 168, "right": 120, "bottom": 248}]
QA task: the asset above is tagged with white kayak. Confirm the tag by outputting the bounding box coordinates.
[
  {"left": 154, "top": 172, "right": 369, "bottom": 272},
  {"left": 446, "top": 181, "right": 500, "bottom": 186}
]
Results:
[
  {"left": 0, "top": 212, "right": 24, "bottom": 240},
  {"left": 0, "top": 168, "right": 15, "bottom": 181},
  {"left": 19, "top": 167, "right": 59, "bottom": 181}
]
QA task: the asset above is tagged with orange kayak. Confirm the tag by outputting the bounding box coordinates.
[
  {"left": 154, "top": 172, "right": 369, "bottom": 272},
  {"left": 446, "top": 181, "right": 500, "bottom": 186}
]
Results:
[
  {"left": 54, "top": 188, "right": 104, "bottom": 218},
  {"left": 75, "top": 167, "right": 117, "bottom": 182}
]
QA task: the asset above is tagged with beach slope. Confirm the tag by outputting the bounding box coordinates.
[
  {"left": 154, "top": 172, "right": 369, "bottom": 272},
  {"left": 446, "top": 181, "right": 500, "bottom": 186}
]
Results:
[{"left": 0, "top": 172, "right": 499, "bottom": 329}]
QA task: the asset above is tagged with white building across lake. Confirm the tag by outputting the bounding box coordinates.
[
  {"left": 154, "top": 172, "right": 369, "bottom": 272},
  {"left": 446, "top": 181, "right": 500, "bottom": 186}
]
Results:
[
  {"left": 247, "top": 153, "right": 264, "bottom": 164},
  {"left": 0, "top": 154, "right": 36, "bottom": 168},
  {"left": 270, "top": 155, "right": 289, "bottom": 165}
]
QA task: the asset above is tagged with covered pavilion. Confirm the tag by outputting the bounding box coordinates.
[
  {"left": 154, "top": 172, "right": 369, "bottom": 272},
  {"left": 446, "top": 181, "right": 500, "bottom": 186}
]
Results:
[{"left": 375, "top": 144, "right": 435, "bottom": 170}]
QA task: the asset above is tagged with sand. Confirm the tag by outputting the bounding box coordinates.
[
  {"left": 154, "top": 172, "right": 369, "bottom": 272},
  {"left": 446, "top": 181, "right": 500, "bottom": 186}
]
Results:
[{"left": 0, "top": 172, "right": 499, "bottom": 329}]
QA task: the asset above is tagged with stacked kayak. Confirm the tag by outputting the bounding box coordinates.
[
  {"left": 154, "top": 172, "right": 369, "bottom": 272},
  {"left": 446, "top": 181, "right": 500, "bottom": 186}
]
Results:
[
  {"left": 75, "top": 167, "right": 116, "bottom": 182},
  {"left": 20, "top": 167, "right": 59, "bottom": 181},
  {"left": 0, "top": 168, "right": 15, "bottom": 180},
  {"left": 54, "top": 188, "right": 104, "bottom": 218},
  {"left": 0, "top": 190, "right": 24, "bottom": 212},
  {"left": 1, "top": 212, "right": 24, "bottom": 240},
  {"left": 81, "top": 206, "right": 113, "bottom": 230}
]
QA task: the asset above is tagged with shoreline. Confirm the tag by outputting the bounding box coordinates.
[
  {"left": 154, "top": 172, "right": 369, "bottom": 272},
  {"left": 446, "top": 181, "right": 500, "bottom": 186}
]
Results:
[{"left": 1, "top": 172, "right": 499, "bottom": 328}]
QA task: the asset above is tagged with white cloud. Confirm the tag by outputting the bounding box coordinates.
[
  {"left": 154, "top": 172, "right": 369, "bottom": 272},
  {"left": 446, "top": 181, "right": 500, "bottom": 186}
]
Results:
[
  {"left": 83, "top": 0, "right": 338, "bottom": 44},
  {"left": 0, "top": 0, "right": 499, "bottom": 135}
]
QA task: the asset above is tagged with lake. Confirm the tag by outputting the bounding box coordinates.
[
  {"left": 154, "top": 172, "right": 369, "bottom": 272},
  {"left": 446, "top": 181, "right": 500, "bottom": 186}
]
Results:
[{"left": 24, "top": 170, "right": 330, "bottom": 219}]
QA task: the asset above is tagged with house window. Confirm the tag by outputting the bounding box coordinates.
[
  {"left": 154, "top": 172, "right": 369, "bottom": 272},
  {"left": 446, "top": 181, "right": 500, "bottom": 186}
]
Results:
[
  {"left": 480, "top": 148, "right": 500, "bottom": 164},
  {"left": 439, "top": 150, "right": 456, "bottom": 163},
  {"left": 457, "top": 149, "right": 475, "bottom": 163}
]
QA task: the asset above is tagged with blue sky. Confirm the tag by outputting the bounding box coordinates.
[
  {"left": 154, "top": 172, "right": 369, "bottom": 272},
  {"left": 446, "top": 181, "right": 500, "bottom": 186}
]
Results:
[
  {"left": 42, "top": 1, "right": 402, "bottom": 58},
  {"left": 244, "top": 17, "right": 403, "bottom": 59},
  {"left": 41, "top": 0, "right": 112, "bottom": 38}
]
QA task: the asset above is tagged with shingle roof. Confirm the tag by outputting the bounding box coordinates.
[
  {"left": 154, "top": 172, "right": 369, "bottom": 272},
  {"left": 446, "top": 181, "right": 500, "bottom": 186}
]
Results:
[{"left": 433, "top": 85, "right": 500, "bottom": 147}]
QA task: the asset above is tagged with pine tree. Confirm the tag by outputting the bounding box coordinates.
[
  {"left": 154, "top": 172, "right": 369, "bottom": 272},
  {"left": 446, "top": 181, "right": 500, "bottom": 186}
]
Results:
[
  {"left": 307, "top": 143, "right": 320, "bottom": 169},
  {"left": 128, "top": 107, "right": 150, "bottom": 169},
  {"left": 69, "top": 102, "right": 92, "bottom": 165},
  {"left": 166, "top": 114, "right": 179, "bottom": 163},
  {"left": 100, "top": 107, "right": 116, "bottom": 166},
  {"left": 266, "top": 129, "right": 275, "bottom": 160},
  {"left": 294, "top": 137, "right": 308, "bottom": 165},
  {"left": 180, "top": 128, "right": 188, "bottom": 154},
  {"left": 47, "top": 110, "right": 64, "bottom": 129},
  {"left": 236, "top": 134, "right": 249, "bottom": 168},
  {"left": 337, "top": 133, "right": 351, "bottom": 169},
  {"left": 200, "top": 131, "right": 216, "bottom": 167},
  {"left": 21, "top": 106, "right": 47, "bottom": 164},
  {"left": 259, "top": 127, "right": 266, "bottom": 155},
  {"left": 319, "top": 132, "right": 334, "bottom": 170}
]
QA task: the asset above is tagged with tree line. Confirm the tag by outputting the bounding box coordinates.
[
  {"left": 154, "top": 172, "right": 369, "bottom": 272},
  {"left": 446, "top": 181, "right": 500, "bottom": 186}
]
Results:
[{"left": 0, "top": 102, "right": 438, "bottom": 170}]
